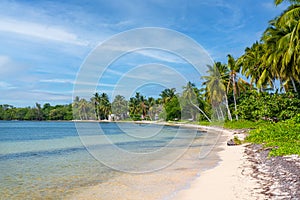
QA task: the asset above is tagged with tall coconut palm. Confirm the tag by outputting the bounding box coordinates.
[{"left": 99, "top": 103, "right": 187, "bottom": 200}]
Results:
[
  {"left": 94, "top": 92, "right": 111, "bottom": 120},
  {"left": 128, "top": 92, "right": 148, "bottom": 120},
  {"left": 100, "top": 93, "right": 111, "bottom": 120},
  {"left": 202, "top": 62, "right": 232, "bottom": 121},
  {"left": 227, "top": 54, "right": 240, "bottom": 120},
  {"left": 238, "top": 42, "right": 265, "bottom": 90},
  {"left": 93, "top": 92, "right": 101, "bottom": 120},
  {"left": 129, "top": 96, "right": 140, "bottom": 118},
  {"left": 262, "top": 4, "right": 300, "bottom": 93}
]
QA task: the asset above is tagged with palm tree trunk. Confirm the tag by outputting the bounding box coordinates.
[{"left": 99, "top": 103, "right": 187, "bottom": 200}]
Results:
[
  {"left": 290, "top": 77, "right": 298, "bottom": 93},
  {"left": 233, "top": 91, "right": 238, "bottom": 120},
  {"left": 215, "top": 108, "right": 221, "bottom": 121},
  {"left": 219, "top": 106, "right": 224, "bottom": 120},
  {"left": 224, "top": 94, "right": 232, "bottom": 121},
  {"left": 232, "top": 75, "right": 238, "bottom": 120},
  {"left": 190, "top": 101, "right": 211, "bottom": 122}
]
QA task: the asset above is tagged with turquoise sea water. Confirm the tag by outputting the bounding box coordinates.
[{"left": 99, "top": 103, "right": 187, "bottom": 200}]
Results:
[{"left": 0, "top": 121, "right": 207, "bottom": 199}]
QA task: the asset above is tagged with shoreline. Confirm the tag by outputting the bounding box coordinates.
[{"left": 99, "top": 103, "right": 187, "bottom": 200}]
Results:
[
  {"left": 70, "top": 121, "right": 263, "bottom": 200},
  {"left": 172, "top": 132, "right": 263, "bottom": 200}
]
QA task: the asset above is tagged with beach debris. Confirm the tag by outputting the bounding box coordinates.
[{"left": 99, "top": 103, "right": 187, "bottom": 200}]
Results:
[{"left": 227, "top": 139, "right": 237, "bottom": 146}]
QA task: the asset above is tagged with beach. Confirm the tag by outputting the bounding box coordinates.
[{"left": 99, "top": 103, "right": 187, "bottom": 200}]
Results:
[
  {"left": 69, "top": 123, "right": 265, "bottom": 200},
  {"left": 172, "top": 125, "right": 300, "bottom": 200},
  {"left": 173, "top": 131, "right": 263, "bottom": 200}
]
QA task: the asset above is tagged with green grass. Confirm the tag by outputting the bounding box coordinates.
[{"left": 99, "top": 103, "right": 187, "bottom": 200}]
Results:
[
  {"left": 200, "top": 116, "right": 300, "bottom": 156},
  {"left": 245, "top": 116, "right": 300, "bottom": 156},
  {"left": 199, "top": 119, "right": 269, "bottom": 129},
  {"left": 223, "top": 120, "right": 270, "bottom": 129}
]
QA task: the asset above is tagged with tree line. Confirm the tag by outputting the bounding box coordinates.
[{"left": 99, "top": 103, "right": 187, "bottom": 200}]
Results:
[
  {"left": 72, "top": 81, "right": 208, "bottom": 121},
  {"left": 0, "top": 103, "right": 73, "bottom": 121}
]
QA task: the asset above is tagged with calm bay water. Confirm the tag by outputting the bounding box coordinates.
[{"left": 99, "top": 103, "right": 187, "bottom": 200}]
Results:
[{"left": 0, "top": 121, "right": 209, "bottom": 199}]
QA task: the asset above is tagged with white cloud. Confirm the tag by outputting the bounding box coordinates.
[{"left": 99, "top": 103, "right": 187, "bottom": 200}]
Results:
[
  {"left": 0, "top": 55, "right": 29, "bottom": 77},
  {"left": 40, "top": 79, "right": 74, "bottom": 84},
  {"left": 0, "top": 81, "right": 16, "bottom": 89},
  {"left": 137, "top": 49, "right": 186, "bottom": 64},
  {"left": 0, "top": 18, "right": 89, "bottom": 46},
  {"left": 0, "top": 55, "right": 10, "bottom": 66}
]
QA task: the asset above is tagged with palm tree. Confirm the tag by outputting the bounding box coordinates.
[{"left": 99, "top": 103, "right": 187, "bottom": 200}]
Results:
[
  {"left": 35, "top": 102, "right": 43, "bottom": 121},
  {"left": 139, "top": 95, "right": 148, "bottom": 119},
  {"left": 147, "top": 97, "right": 156, "bottom": 120},
  {"left": 112, "top": 95, "right": 128, "bottom": 120},
  {"left": 79, "top": 98, "right": 89, "bottom": 120},
  {"left": 128, "top": 92, "right": 147, "bottom": 120},
  {"left": 182, "top": 82, "right": 211, "bottom": 122},
  {"left": 72, "top": 96, "right": 82, "bottom": 120},
  {"left": 160, "top": 88, "right": 176, "bottom": 104},
  {"left": 227, "top": 54, "right": 239, "bottom": 120},
  {"left": 238, "top": 42, "right": 266, "bottom": 91},
  {"left": 261, "top": 4, "right": 300, "bottom": 93},
  {"left": 94, "top": 92, "right": 111, "bottom": 120},
  {"left": 202, "top": 62, "right": 232, "bottom": 121},
  {"left": 93, "top": 92, "right": 101, "bottom": 120},
  {"left": 100, "top": 93, "right": 111, "bottom": 120},
  {"left": 227, "top": 54, "right": 250, "bottom": 120}
]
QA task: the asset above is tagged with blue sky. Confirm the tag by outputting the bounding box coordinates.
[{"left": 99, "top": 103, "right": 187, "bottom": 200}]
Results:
[{"left": 0, "top": 0, "right": 288, "bottom": 107}]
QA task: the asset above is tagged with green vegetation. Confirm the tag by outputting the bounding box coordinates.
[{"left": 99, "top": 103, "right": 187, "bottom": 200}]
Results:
[
  {"left": 223, "top": 120, "right": 270, "bottom": 130},
  {"left": 246, "top": 115, "right": 300, "bottom": 156},
  {"left": 0, "top": 103, "right": 72, "bottom": 121},
  {"left": 235, "top": 92, "right": 300, "bottom": 121},
  {"left": 233, "top": 136, "right": 242, "bottom": 145}
]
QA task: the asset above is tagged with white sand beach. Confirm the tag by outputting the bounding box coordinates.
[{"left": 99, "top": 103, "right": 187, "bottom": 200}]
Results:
[{"left": 173, "top": 130, "right": 263, "bottom": 200}]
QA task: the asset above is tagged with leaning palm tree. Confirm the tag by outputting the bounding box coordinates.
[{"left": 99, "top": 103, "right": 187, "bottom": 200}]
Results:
[
  {"left": 202, "top": 62, "right": 232, "bottom": 121},
  {"left": 182, "top": 81, "right": 211, "bottom": 122}
]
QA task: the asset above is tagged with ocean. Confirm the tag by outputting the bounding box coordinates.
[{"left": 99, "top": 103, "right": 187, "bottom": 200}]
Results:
[{"left": 0, "top": 121, "right": 222, "bottom": 199}]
